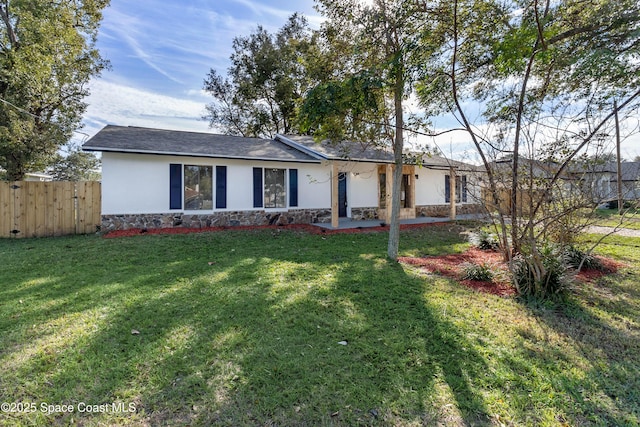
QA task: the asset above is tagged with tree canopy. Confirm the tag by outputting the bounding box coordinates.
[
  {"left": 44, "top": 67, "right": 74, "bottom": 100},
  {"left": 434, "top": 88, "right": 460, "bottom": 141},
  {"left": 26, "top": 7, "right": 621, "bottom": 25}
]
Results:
[
  {"left": 203, "top": 13, "right": 316, "bottom": 138},
  {"left": 416, "top": 0, "right": 640, "bottom": 296},
  {"left": 0, "top": 0, "right": 110, "bottom": 181}
]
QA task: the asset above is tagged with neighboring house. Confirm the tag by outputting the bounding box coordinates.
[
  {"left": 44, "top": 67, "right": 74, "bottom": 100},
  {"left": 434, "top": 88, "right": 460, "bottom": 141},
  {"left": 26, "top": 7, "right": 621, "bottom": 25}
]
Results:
[
  {"left": 481, "top": 156, "right": 640, "bottom": 215},
  {"left": 82, "top": 125, "right": 482, "bottom": 231},
  {"left": 571, "top": 161, "right": 640, "bottom": 203},
  {"left": 0, "top": 169, "right": 53, "bottom": 181}
]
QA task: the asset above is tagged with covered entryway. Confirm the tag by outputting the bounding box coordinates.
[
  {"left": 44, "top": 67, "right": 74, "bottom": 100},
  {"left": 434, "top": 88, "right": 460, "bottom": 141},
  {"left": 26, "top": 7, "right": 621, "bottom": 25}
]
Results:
[
  {"left": 378, "top": 164, "right": 416, "bottom": 222},
  {"left": 338, "top": 172, "right": 348, "bottom": 217}
]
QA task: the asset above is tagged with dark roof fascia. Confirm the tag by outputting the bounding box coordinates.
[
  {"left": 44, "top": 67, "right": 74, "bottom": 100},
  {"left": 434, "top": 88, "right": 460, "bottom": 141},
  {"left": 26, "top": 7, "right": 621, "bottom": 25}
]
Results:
[{"left": 83, "top": 146, "right": 322, "bottom": 164}]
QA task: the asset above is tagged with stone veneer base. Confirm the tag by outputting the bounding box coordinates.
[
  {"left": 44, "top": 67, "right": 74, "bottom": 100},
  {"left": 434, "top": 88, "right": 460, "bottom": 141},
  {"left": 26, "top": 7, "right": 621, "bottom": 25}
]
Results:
[
  {"left": 101, "top": 209, "right": 333, "bottom": 232},
  {"left": 102, "top": 204, "right": 484, "bottom": 232}
]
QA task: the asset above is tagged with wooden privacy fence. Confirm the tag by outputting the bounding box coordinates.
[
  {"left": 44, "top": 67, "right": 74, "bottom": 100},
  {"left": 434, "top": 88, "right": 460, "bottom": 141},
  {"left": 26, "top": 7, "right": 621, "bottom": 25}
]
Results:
[{"left": 0, "top": 181, "right": 101, "bottom": 238}]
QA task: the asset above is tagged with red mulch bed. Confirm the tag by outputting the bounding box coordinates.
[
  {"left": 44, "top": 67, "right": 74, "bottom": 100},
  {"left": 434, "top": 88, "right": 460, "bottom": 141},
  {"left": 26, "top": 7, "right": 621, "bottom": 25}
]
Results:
[
  {"left": 399, "top": 248, "right": 624, "bottom": 297},
  {"left": 102, "top": 221, "right": 450, "bottom": 238},
  {"left": 574, "top": 257, "right": 625, "bottom": 283},
  {"left": 399, "top": 248, "right": 516, "bottom": 297}
]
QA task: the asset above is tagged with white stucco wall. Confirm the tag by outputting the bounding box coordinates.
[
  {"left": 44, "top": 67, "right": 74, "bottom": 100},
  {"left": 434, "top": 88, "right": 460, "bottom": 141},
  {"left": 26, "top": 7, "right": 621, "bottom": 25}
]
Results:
[
  {"left": 341, "top": 162, "right": 379, "bottom": 212},
  {"left": 415, "top": 167, "right": 480, "bottom": 205},
  {"left": 416, "top": 168, "right": 447, "bottom": 205},
  {"left": 101, "top": 152, "right": 331, "bottom": 215},
  {"left": 101, "top": 152, "right": 480, "bottom": 216}
]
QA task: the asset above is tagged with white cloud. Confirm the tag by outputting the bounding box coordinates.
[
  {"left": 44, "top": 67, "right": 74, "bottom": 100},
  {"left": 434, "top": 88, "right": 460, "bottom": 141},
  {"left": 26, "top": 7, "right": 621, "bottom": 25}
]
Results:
[{"left": 79, "top": 79, "right": 213, "bottom": 141}]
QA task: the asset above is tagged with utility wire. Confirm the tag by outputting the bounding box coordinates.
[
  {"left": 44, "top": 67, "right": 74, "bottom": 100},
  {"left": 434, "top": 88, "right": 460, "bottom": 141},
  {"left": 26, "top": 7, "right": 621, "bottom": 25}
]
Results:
[{"left": 0, "top": 96, "right": 91, "bottom": 142}]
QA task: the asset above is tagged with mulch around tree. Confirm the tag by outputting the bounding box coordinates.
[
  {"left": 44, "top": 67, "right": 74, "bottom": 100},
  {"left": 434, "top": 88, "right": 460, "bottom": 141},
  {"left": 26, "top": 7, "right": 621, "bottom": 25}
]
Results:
[
  {"left": 399, "top": 248, "right": 516, "bottom": 297},
  {"left": 399, "top": 248, "right": 625, "bottom": 297}
]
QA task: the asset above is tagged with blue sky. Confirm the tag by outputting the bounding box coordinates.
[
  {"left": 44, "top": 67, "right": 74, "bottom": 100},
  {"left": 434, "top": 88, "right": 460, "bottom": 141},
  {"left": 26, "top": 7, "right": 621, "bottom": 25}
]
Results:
[
  {"left": 80, "top": 0, "right": 639, "bottom": 160},
  {"left": 81, "top": 0, "right": 321, "bottom": 140}
]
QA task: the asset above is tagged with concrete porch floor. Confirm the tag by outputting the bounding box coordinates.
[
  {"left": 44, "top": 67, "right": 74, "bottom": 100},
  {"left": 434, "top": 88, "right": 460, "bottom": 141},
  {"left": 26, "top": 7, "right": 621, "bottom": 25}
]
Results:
[{"left": 312, "top": 213, "right": 486, "bottom": 230}]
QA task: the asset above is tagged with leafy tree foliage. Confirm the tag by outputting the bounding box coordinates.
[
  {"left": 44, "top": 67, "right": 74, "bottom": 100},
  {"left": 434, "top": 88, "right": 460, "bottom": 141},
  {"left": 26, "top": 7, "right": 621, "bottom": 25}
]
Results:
[
  {"left": 304, "top": 0, "right": 437, "bottom": 260},
  {"left": 0, "top": 0, "right": 110, "bottom": 181},
  {"left": 417, "top": 0, "right": 640, "bottom": 296},
  {"left": 47, "top": 144, "right": 100, "bottom": 181},
  {"left": 203, "top": 14, "right": 315, "bottom": 138}
]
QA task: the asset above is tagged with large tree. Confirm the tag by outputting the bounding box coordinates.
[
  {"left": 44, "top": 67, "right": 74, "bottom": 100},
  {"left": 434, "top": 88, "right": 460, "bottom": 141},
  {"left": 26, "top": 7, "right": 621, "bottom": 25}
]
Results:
[
  {"left": 0, "top": 0, "right": 110, "bottom": 181},
  {"left": 418, "top": 0, "right": 640, "bottom": 295},
  {"left": 203, "top": 13, "right": 316, "bottom": 138},
  {"left": 302, "top": 0, "right": 435, "bottom": 260}
]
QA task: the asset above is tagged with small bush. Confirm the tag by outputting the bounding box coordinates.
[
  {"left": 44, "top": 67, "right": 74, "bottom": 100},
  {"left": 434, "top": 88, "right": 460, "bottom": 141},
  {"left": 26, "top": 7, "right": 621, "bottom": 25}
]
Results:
[
  {"left": 512, "top": 245, "right": 570, "bottom": 299},
  {"left": 561, "top": 245, "right": 604, "bottom": 271},
  {"left": 469, "top": 230, "right": 500, "bottom": 251},
  {"left": 461, "top": 262, "right": 495, "bottom": 282}
]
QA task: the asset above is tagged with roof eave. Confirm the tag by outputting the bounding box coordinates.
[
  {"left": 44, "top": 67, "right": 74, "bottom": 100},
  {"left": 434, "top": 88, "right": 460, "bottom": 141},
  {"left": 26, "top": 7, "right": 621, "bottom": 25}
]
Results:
[{"left": 82, "top": 146, "right": 322, "bottom": 163}]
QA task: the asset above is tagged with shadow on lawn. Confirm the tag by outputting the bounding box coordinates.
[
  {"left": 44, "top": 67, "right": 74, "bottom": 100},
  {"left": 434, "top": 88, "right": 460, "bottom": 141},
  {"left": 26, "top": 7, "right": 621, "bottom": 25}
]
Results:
[
  {"left": 1, "top": 230, "right": 496, "bottom": 426},
  {"left": 3, "top": 229, "right": 639, "bottom": 426},
  {"left": 514, "top": 274, "right": 640, "bottom": 426}
]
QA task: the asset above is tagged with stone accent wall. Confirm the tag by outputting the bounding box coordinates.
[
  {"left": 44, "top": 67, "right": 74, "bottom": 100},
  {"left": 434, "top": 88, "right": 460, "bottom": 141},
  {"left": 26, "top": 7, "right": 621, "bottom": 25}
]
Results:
[
  {"left": 416, "top": 204, "right": 484, "bottom": 217},
  {"left": 101, "top": 209, "right": 332, "bottom": 232},
  {"left": 101, "top": 204, "right": 485, "bottom": 232},
  {"left": 350, "top": 207, "right": 379, "bottom": 221}
]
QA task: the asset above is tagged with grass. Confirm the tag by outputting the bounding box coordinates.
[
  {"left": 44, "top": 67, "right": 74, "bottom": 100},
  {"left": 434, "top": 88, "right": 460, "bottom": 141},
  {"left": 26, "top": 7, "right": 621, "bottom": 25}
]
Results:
[
  {"left": 593, "top": 208, "right": 640, "bottom": 230},
  {"left": 0, "top": 224, "right": 638, "bottom": 426}
]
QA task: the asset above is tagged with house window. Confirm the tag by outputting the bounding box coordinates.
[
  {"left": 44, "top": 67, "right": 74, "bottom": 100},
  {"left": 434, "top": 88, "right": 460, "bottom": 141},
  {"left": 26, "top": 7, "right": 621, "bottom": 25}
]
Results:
[
  {"left": 264, "top": 168, "right": 286, "bottom": 208},
  {"left": 445, "top": 175, "right": 468, "bottom": 203},
  {"left": 184, "top": 165, "right": 213, "bottom": 210},
  {"left": 252, "top": 167, "right": 298, "bottom": 209}
]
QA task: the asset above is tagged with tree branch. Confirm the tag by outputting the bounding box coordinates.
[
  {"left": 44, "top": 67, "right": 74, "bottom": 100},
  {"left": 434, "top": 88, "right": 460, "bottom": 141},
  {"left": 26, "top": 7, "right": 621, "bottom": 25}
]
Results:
[{"left": 0, "top": 3, "right": 18, "bottom": 48}]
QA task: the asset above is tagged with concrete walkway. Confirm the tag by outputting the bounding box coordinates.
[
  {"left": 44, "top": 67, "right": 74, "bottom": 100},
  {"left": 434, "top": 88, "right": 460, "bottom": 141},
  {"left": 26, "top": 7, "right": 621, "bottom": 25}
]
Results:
[
  {"left": 312, "top": 214, "right": 486, "bottom": 230},
  {"left": 586, "top": 225, "right": 640, "bottom": 238}
]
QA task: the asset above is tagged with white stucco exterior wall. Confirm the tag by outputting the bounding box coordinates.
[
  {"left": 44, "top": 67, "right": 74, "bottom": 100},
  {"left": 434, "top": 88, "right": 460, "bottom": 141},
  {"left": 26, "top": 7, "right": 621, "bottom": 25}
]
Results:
[
  {"left": 341, "top": 162, "right": 379, "bottom": 211},
  {"left": 415, "top": 168, "right": 447, "bottom": 205},
  {"left": 101, "top": 152, "right": 331, "bottom": 215}
]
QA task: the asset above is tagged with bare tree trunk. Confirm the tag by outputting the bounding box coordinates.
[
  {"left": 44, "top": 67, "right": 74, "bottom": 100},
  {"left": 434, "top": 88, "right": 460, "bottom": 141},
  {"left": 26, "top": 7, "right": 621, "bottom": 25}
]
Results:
[
  {"left": 615, "top": 99, "right": 623, "bottom": 215},
  {"left": 387, "top": 67, "right": 405, "bottom": 261}
]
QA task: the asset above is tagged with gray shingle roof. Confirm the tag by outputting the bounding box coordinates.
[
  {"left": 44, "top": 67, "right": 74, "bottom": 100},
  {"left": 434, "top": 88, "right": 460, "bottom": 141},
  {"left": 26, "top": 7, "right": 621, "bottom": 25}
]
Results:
[
  {"left": 277, "top": 134, "right": 395, "bottom": 163},
  {"left": 277, "top": 134, "right": 475, "bottom": 170},
  {"left": 597, "top": 162, "right": 640, "bottom": 181},
  {"left": 83, "top": 125, "right": 478, "bottom": 171},
  {"left": 83, "top": 125, "right": 321, "bottom": 163}
]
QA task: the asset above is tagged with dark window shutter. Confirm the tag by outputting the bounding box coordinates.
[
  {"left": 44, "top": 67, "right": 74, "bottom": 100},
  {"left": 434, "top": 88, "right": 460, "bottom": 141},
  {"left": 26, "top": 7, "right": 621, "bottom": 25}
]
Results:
[
  {"left": 445, "top": 175, "right": 450, "bottom": 203},
  {"left": 253, "top": 167, "right": 263, "bottom": 208},
  {"left": 289, "top": 169, "right": 298, "bottom": 207},
  {"left": 170, "top": 164, "right": 182, "bottom": 209},
  {"left": 216, "top": 166, "right": 227, "bottom": 209},
  {"left": 462, "top": 175, "right": 468, "bottom": 203}
]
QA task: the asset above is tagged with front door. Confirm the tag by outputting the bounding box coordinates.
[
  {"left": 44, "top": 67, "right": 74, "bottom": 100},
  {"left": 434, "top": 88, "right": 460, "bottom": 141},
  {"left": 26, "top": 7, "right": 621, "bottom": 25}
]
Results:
[{"left": 338, "top": 172, "right": 348, "bottom": 217}]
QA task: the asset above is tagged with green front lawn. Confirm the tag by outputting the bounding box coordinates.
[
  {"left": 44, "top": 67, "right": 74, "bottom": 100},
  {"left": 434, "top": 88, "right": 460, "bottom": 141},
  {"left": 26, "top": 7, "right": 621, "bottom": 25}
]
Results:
[
  {"left": 1, "top": 225, "right": 638, "bottom": 426},
  {"left": 594, "top": 208, "right": 640, "bottom": 230}
]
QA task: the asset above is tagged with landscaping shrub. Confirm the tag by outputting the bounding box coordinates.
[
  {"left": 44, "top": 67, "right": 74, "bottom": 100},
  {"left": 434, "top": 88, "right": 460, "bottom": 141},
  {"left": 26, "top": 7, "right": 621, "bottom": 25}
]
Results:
[
  {"left": 561, "top": 245, "right": 604, "bottom": 271},
  {"left": 461, "top": 262, "right": 495, "bottom": 282},
  {"left": 469, "top": 229, "right": 500, "bottom": 251},
  {"left": 512, "top": 245, "right": 570, "bottom": 299}
]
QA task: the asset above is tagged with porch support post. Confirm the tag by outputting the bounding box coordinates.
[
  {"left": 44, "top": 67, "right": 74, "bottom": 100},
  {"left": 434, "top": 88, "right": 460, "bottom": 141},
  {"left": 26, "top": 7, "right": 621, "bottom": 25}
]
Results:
[
  {"left": 449, "top": 166, "right": 457, "bottom": 220},
  {"left": 331, "top": 162, "right": 339, "bottom": 228},
  {"left": 386, "top": 164, "right": 393, "bottom": 224}
]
